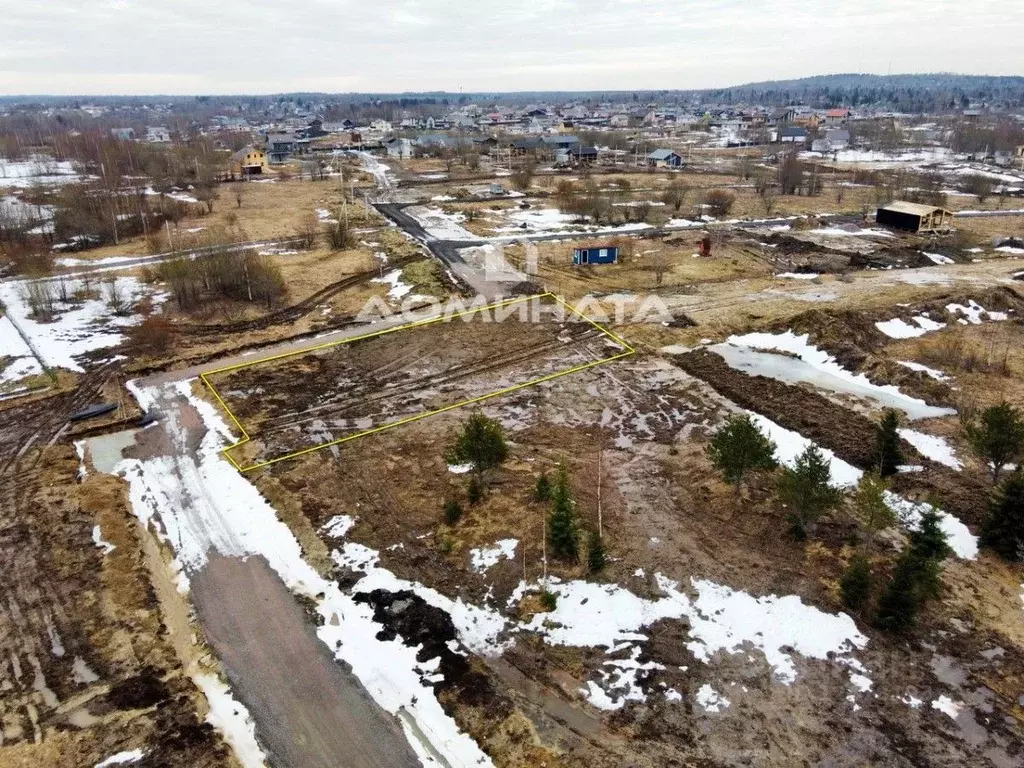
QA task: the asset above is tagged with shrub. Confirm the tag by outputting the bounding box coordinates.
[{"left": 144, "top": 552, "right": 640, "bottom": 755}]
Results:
[
  {"left": 840, "top": 555, "right": 872, "bottom": 611},
  {"left": 703, "top": 189, "right": 736, "bottom": 217},
  {"left": 130, "top": 315, "right": 174, "bottom": 356},
  {"left": 534, "top": 472, "right": 551, "bottom": 502},
  {"left": 443, "top": 499, "right": 463, "bottom": 526},
  {"left": 587, "top": 530, "right": 606, "bottom": 573},
  {"left": 466, "top": 476, "right": 484, "bottom": 506}
]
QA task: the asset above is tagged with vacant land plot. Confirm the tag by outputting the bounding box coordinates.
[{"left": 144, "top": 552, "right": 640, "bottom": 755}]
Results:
[{"left": 204, "top": 296, "right": 633, "bottom": 470}]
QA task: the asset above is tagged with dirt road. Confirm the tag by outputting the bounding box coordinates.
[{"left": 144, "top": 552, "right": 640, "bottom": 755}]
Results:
[
  {"left": 191, "top": 554, "right": 418, "bottom": 768},
  {"left": 93, "top": 388, "right": 421, "bottom": 768}
]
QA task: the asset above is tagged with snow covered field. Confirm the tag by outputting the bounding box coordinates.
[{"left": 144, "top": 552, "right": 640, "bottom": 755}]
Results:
[
  {"left": 0, "top": 277, "right": 161, "bottom": 373},
  {"left": 0, "top": 156, "right": 88, "bottom": 188},
  {"left": 0, "top": 315, "right": 44, "bottom": 386}
]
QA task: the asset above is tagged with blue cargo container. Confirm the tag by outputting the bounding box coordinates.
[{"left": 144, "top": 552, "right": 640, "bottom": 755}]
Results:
[{"left": 573, "top": 246, "right": 619, "bottom": 265}]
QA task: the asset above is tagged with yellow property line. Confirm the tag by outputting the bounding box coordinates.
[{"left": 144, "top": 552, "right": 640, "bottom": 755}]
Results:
[{"left": 200, "top": 292, "right": 635, "bottom": 472}]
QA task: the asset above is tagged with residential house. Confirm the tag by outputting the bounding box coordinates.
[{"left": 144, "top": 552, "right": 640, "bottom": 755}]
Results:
[
  {"left": 556, "top": 146, "right": 598, "bottom": 166},
  {"left": 111, "top": 128, "right": 135, "bottom": 141},
  {"left": 230, "top": 146, "right": 269, "bottom": 177},
  {"left": 266, "top": 133, "right": 297, "bottom": 163},
  {"left": 369, "top": 119, "right": 393, "bottom": 134},
  {"left": 609, "top": 113, "right": 631, "bottom": 128},
  {"left": 646, "top": 149, "right": 683, "bottom": 168},
  {"left": 385, "top": 138, "right": 414, "bottom": 159},
  {"left": 300, "top": 117, "right": 328, "bottom": 139},
  {"left": 768, "top": 108, "right": 796, "bottom": 126},
  {"left": 778, "top": 126, "right": 809, "bottom": 144},
  {"left": 146, "top": 126, "right": 172, "bottom": 143},
  {"left": 825, "top": 108, "right": 851, "bottom": 126}
]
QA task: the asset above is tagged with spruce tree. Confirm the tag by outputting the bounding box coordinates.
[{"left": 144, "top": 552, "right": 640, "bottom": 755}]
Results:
[
  {"left": 876, "top": 552, "right": 922, "bottom": 632},
  {"left": 587, "top": 530, "right": 606, "bottom": 573},
  {"left": 443, "top": 499, "right": 463, "bottom": 525},
  {"left": 908, "top": 506, "right": 951, "bottom": 563},
  {"left": 840, "top": 555, "right": 872, "bottom": 611},
  {"left": 706, "top": 414, "right": 778, "bottom": 492},
  {"left": 548, "top": 467, "right": 578, "bottom": 560},
  {"left": 448, "top": 411, "right": 509, "bottom": 472},
  {"left": 965, "top": 402, "right": 1024, "bottom": 484},
  {"left": 853, "top": 471, "right": 895, "bottom": 535},
  {"left": 979, "top": 470, "right": 1024, "bottom": 561},
  {"left": 466, "top": 475, "right": 484, "bottom": 506},
  {"left": 534, "top": 472, "right": 551, "bottom": 503},
  {"left": 875, "top": 410, "right": 904, "bottom": 478},
  {"left": 776, "top": 445, "right": 845, "bottom": 539}
]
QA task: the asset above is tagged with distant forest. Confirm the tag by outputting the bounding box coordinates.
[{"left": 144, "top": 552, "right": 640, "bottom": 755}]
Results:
[
  {"left": 1, "top": 73, "right": 1022, "bottom": 114},
  {"left": 692, "top": 73, "right": 1024, "bottom": 112}
]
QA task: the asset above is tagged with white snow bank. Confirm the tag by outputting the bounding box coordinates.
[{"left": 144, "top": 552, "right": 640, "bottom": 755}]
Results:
[
  {"left": 922, "top": 252, "right": 954, "bottom": 265},
  {"left": 719, "top": 331, "right": 955, "bottom": 420},
  {"left": 898, "top": 429, "right": 963, "bottom": 470},
  {"left": 92, "top": 525, "right": 116, "bottom": 555},
  {"left": 775, "top": 272, "right": 820, "bottom": 280},
  {"left": 469, "top": 539, "right": 518, "bottom": 573},
  {"left": 947, "top": 300, "right": 1008, "bottom": 325},
  {"left": 884, "top": 492, "right": 978, "bottom": 560},
  {"left": 94, "top": 750, "right": 146, "bottom": 767},
  {"left": 748, "top": 413, "right": 862, "bottom": 488},
  {"left": 322, "top": 515, "right": 356, "bottom": 538},
  {"left": 193, "top": 673, "right": 267, "bottom": 768},
  {"left": 931, "top": 694, "right": 962, "bottom": 720}
]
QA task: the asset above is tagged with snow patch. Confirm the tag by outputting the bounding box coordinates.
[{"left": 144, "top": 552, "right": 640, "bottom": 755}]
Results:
[{"left": 469, "top": 539, "right": 518, "bottom": 573}]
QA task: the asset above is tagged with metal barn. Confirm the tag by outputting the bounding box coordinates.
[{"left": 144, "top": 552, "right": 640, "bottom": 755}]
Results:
[{"left": 573, "top": 245, "right": 619, "bottom": 265}]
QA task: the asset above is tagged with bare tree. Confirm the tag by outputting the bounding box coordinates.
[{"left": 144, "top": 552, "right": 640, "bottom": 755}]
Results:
[
  {"left": 660, "top": 180, "right": 690, "bottom": 213},
  {"left": 649, "top": 251, "right": 672, "bottom": 286},
  {"left": 760, "top": 187, "right": 780, "bottom": 216},
  {"left": 103, "top": 277, "right": 129, "bottom": 315},
  {"left": 23, "top": 280, "right": 56, "bottom": 321},
  {"left": 703, "top": 189, "right": 736, "bottom": 217},
  {"left": 233, "top": 184, "right": 245, "bottom": 208},
  {"left": 964, "top": 173, "right": 995, "bottom": 204},
  {"left": 777, "top": 152, "right": 804, "bottom": 195},
  {"left": 296, "top": 212, "right": 320, "bottom": 250}
]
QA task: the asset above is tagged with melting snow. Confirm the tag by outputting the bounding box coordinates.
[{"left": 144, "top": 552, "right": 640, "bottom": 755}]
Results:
[
  {"left": 718, "top": 331, "right": 955, "bottom": 421},
  {"left": 92, "top": 525, "right": 116, "bottom": 555},
  {"left": 194, "top": 673, "right": 267, "bottom": 768},
  {"left": 884, "top": 493, "right": 978, "bottom": 560},
  {"left": 469, "top": 539, "right": 518, "bottom": 573},
  {"left": 875, "top": 315, "right": 946, "bottom": 339},
  {"left": 695, "top": 684, "right": 731, "bottom": 712},
  {"left": 897, "top": 360, "right": 950, "bottom": 381},
  {"left": 898, "top": 429, "right": 963, "bottom": 470},
  {"left": 520, "top": 573, "right": 868, "bottom": 687},
  {"left": 931, "top": 695, "right": 962, "bottom": 720},
  {"left": 322, "top": 515, "right": 356, "bottom": 539},
  {"left": 94, "top": 750, "right": 146, "bottom": 768}
]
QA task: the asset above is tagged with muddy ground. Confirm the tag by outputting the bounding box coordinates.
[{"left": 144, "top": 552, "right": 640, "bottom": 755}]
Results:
[{"left": 0, "top": 446, "right": 232, "bottom": 768}]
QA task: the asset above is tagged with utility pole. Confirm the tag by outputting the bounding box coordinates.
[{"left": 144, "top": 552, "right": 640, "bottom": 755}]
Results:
[{"left": 596, "top": 437, "right": 603, "bottom": 538}]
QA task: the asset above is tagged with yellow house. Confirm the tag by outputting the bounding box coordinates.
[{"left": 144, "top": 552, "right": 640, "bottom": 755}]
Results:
[{"left": 231, "top": 145, "right": 269, "bottom": 177}]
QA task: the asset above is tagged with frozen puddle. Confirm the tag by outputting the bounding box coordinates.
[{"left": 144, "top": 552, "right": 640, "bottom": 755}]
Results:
[{"left": 714, "top": 332, "right": 956, "bottom": 420}]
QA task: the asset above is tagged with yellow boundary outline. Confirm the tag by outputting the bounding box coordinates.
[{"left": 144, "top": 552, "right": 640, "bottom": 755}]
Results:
[{"left": 200, "top": 292, "right": 635, "bottom": 472}]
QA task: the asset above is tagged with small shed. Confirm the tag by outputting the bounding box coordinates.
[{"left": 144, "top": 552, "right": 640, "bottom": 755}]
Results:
[
  {"left": 573, "top": 245, "right": 619, "bottom": 265},
  {"left": 876, "top": 201, "right": 954, "bottom": 233}
]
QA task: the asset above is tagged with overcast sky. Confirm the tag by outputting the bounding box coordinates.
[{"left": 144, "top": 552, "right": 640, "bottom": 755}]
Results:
[{"left": 1, "top": 0, "right": 1022, "bottom": 95}]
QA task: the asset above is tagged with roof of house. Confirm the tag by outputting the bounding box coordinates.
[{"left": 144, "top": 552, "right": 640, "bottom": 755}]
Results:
[
  {"left": 826, "top": 108, "right": 850, "bottom": 117},
  {"left": 825, "top": 129, "right": 851, "bottom": 141},
  {"left": 780, "top": 126, "right": 808, "bottom": 137},
  {"left": 573, "top": 146, "right": 599, "bottom": 156},
  {"left": 647, "top": 149, "right": 680, "bottom": 160},
  {"left": 879, "top": 201, "right": 952, "bottom": 217},
  {"left": 542, "top": 135, "right": 580, "bottom": 146},
  {"left": 231, "top": 145, "right": 263, "bottom": 163}
]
